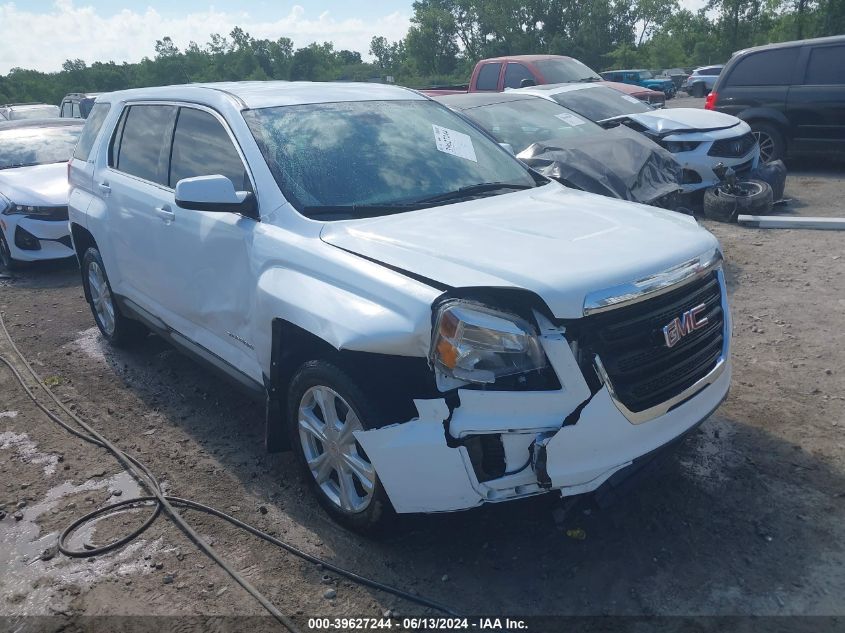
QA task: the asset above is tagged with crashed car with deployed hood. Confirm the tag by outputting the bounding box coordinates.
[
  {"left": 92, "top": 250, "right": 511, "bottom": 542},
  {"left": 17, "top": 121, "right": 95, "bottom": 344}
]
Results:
[
  {"left": 68, "top": 81, "right": 731, "bottom": 533},
  {"left": 435, "top": 92, "right": 684, "bottom": 209},
  {"left": 515, "top": 82, "right": 760, "bottom": 192},
  {"left": 0, "top": 119, "right": 83, "bottom": 269}
]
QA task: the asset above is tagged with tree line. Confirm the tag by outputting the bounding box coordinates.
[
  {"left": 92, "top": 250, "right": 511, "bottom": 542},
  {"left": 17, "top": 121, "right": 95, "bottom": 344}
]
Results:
[{"left": 1, "top": 0, "right": 843, "bottom": 105}]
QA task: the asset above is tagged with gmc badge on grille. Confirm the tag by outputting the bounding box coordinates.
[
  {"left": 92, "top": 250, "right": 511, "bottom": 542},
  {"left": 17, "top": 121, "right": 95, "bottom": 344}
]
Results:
[{"left": 662, "top": 303, "right": 708, "bottom": 348}]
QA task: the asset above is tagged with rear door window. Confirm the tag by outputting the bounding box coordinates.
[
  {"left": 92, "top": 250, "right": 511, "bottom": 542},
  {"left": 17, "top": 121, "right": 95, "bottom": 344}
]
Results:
[
  {"left": 503, "top": 63, "right": 535, "bottom": 89},
  {"left": 805, "top": 45, "right": 845, "bottom": 85},
  {"left": 113, "top": 105, "right": 177, "bottom": 186},
  {"left": 727, "top": 49, "right": 800, "bottom": 86},
  {"left": 169, "top": 107, "right": 250, "bottom": 190},
  {"left": 61, "top": 101, "right": 72, "bottom": 117},
  {"left": 476, "top": 63, "right": 502, "bottom": 90},
  {"left": 73, "top": 102, "right": 111, "bottom": 161}
]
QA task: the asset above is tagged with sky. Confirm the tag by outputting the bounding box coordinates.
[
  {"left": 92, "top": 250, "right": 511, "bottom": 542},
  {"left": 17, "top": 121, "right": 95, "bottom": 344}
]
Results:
[{"left": 0, "top": 0, "right": 709, "bottom": 76}]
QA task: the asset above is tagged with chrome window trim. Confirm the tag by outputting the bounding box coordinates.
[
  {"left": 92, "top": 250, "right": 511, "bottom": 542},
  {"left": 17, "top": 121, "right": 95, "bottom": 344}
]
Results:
[
  {"left": 593, "top": 266, "right": 730, "bottom": 425},
  {"left": 583, "top": 248, "right": 723, "bottom": 316}
]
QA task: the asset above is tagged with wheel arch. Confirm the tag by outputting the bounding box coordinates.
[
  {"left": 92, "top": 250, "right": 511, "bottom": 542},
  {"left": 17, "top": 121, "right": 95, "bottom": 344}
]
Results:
[
  {"left": 264, "top": 318, "right": 437, "bottom": 453},
  {"left": 70, "top": 223, "right": 97, "bottom": 301}
]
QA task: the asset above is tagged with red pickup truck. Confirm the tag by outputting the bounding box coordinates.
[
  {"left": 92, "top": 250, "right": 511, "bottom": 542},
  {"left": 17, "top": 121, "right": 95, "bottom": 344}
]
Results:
[{"left": 421, "top": 54, "right": 666, "bottom": 108}]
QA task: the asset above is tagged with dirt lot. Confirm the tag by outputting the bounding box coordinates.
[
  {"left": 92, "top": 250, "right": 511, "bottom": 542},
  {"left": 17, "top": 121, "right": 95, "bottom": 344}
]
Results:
[{"left": 1, "top": 154, "right": 844, "bottom": 630}]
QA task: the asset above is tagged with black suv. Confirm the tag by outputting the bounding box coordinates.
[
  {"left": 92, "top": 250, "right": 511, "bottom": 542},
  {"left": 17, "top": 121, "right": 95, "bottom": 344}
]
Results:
[
  {"left": 59, "top": 93, "right": 101, "bottom": 119},
  {"left": 706, "top": 35, "right": 845, "bottom": 162}
]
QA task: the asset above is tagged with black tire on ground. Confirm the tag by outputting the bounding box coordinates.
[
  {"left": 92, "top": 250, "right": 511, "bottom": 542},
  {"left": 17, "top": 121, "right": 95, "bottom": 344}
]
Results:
[
  {"left": 691, "top": 83, "right": 707, "bottom": 98},
  {"left": 703, "top": 179, "right": 773, "bottom": 222},
  {"left": 287, "top": 360, "right": 396, "bottom": 536},
  {"left": 750, "top": 121, "right": 785, "bottom": 163},
  {"left": 81, "top": 247, "right": 148, "bottom": 347},
  {"left": 0, "top": 229, "right": 22, "bottom": 271}
]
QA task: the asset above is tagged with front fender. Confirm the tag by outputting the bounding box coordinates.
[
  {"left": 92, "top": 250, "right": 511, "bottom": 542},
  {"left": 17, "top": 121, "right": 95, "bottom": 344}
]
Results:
[{"left": 252, "top": 265, "right": 440, "bottom": 373}]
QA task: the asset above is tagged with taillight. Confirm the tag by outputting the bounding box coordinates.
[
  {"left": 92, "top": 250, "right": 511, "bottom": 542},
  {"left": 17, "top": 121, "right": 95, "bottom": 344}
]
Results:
[{"left": 705, "top": 92, "right": 718, "bottom": 110}]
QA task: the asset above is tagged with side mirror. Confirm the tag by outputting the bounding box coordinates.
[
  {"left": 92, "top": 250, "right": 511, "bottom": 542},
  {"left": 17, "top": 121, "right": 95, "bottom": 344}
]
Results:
[
  {"left": 520, "top": 78, "right": 536, "bottom": 88},
  {"left": 175, "top": 175, "right": 257, "bottom": 218},
  {"left": 499, "top": 142, "right": 515, "bottom": 155}
]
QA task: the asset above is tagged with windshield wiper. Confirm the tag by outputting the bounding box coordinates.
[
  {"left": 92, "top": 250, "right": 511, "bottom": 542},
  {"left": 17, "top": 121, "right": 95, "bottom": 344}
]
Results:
[
  {"left": 415, "top": 182, "right": 534, "bottom": 204},
  {"left": 578, "top": 76, "right": 601, "bottom": 82},
  {"left": 302, "top": 203, "right": 427, "bottom": 219}
]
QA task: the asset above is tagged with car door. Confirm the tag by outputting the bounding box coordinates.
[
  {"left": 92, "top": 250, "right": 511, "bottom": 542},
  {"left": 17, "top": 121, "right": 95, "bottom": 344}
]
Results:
[
  {"left": 787, "top": 43, "right": 845, "bottom": 152},
  {"left": 152, "top": 105, "right": 260, "bottom": 382},
  {"left": 103, "top": 103, "right": 178, "bottom": 307}
]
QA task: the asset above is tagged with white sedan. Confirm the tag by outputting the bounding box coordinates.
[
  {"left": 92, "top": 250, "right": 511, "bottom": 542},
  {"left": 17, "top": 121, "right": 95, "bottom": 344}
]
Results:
[
  {"left": 0, "top": 119, "right": 83, "bottom": 269},
  {"left": 513, "top": 83, "right": 760, "bottom": 192}
]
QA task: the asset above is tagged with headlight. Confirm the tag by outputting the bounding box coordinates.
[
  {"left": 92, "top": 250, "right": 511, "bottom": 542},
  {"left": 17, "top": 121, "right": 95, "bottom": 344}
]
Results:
[
  {"left": 431, "top": 301, "right": 547, "bottom": 385},
  {"left": 660, "top": 140, "right": 702, "bottom": 153},
  {"left": 2, "top": 203, "right": 57, "bottom": 216}
]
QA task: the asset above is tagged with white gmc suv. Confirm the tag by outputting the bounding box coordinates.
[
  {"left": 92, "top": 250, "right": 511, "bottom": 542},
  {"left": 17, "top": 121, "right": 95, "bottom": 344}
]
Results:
[{"left": 68, "top": 82, "right": 731, "bottom": 533}]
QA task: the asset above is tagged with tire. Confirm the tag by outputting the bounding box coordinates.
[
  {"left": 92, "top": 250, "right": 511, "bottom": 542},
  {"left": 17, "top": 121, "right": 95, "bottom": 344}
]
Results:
[
  {"left": 0, "top": 229, "right": 22, "bottom": 271},
  {"left": 691, "top": 83, "right": 706, "bottom": 98},
  {"left": 287, "top": 360, "right": 395, "bottom": 535},
  {"left": 81, "top": 247, "right": 148, "bottom": 347},
  {"left": 750, "top": 121, "right": 785, "bottom": 163},
  {"left": 703, "top": 179, "right": 773, "bottom": 222}
]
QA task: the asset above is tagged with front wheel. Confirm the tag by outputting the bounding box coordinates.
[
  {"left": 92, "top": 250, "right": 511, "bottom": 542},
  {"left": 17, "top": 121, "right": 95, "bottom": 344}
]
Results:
[
  {"left": 0, "top": 229, "right": 22, "bottom": 271},
  {"left": 287, "top": 360, "right": 395, "bottom": 535},
  {"left": 81, "top": 247, "right": 147, "bottom": 347}
]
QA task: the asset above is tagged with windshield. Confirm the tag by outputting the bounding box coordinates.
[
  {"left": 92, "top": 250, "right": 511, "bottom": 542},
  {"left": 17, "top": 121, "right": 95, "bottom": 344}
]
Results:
[
  {"left": 459, "top": 98, "right": 601, "bottom": 154},
  {"left": 10, "top": 105, "right": 60, "bottom": 120},
  {"left": 534, "top": 59, "right": 601, "bottom": 83},
  {"left": 550, "top": 86, "right": 652, "bottom": 122},
  {"left": 0, "top": 126, "right": 82, "bottom": 169},
  {"left": 244, "top": 99, "right": 539, "bottom": 220}
]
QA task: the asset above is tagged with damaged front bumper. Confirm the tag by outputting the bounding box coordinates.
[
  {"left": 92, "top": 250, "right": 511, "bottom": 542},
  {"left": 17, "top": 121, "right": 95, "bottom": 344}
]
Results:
[{"left": 355, "top": 267, "right": 732, "bottom": 514}]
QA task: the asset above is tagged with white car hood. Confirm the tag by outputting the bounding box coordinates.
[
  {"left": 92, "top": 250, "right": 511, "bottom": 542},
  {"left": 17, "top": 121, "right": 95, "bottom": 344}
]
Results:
[
  {"left": 622, "top": 108, "right": 742, "bottom": 136},
  {"left": 0, "top": 163, "right": 69, "bottom": 206},
  {"left": 320, "top": 184, "right": 719, "bottom": 319}
]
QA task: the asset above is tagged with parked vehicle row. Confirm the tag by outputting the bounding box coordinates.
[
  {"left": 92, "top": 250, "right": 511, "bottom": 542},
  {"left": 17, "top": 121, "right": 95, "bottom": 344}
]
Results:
[
  {"left": 0, "top": 103, "right": 61, "bottom": 121},
  {"left": 56, "top": 80, "right": 734, "bottom": 533}
]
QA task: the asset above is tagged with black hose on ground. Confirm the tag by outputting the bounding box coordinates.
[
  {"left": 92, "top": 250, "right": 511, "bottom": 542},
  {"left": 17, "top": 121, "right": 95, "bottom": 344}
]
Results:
[{"left": 0, "top": 311, "right": 460, "bottom": 627}]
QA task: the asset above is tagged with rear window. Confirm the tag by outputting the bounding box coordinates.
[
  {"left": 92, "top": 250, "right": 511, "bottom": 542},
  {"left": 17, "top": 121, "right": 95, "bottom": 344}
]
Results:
[
  {"left": 726, "top": 49, "right": 800, "bottom": 86},
  {"left": 112, "top": 105, "right": 177, "bottom": 186},
  {"left": 551, "top": 86, "right": 652, "bottom": 121},
  {"left": 805, "top": 45, "right": 845, "bottom": 85},
  {"left": 476, "top": 63, "right": 502, "bottom": 90},
  {"left": 73, "top": 102, "right": 110, "bottom": 161}
]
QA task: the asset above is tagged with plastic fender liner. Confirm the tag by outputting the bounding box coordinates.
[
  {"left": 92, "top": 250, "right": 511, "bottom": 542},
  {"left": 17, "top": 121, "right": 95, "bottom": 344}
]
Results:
[{"left": 354, "top": 399, "right": 484, "bottom": 513}]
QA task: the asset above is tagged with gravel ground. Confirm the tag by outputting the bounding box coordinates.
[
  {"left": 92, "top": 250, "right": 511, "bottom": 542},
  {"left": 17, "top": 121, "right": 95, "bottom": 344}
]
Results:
[{"left": 1, "top": 151, "right": 844, "bottom": 630}]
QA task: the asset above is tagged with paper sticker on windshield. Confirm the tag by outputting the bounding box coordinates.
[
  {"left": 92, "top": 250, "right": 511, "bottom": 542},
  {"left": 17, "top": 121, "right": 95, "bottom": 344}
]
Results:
[
  {"left": 432, "top": 124, "right": 477, "bottom": 162},
  {"left": 622, "top": 95, "right": 642, "bottom": 104},
  {"left": 555, "top": 113, "right": 587, "bottom": 126}
]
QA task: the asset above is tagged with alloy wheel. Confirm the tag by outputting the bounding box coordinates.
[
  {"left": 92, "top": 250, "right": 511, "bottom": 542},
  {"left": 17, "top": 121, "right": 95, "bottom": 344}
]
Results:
[
  {"left": 297, "top": 385, "right": 375, "bottom": 513},
  {"left": 87, "top": 261, "right": 116, "bottom": 335},
  {"left": 753, "top": 130, "right": 776, "bottom": 163}
]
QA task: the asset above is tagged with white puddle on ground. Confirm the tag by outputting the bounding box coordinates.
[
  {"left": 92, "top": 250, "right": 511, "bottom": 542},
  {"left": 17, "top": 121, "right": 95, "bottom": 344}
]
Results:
[
  {"left": 0, "top": 431, "right": 59, "bottom": 476},
  {"left": 72, "top": 327, "right": 108, "bottom": 363},
  {"left": 0, "top": 439, "right": 176, "bottom": 616}
]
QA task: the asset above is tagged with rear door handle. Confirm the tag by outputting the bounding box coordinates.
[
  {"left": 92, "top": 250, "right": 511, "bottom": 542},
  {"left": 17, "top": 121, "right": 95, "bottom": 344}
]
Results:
[
  {"left": 154, "top": 206, "right": 175, "bottom": 223},
  {"left": 98, "top": 181, "right": 111, "bottom": 195}
]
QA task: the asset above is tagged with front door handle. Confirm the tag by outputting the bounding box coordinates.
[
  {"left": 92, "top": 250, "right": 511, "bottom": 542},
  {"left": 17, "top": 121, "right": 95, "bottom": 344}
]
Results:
[
  {"left": 154, "top": 206, "right": 175, "bottom": 223},
  {"left": 98, "top": 181, "right": 111, "bottom": 195}
]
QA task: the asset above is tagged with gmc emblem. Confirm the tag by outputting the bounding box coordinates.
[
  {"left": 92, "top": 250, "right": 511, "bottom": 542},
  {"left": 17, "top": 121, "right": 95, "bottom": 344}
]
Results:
[{"left": 662, "top": 303, "right": 708, "bottom": 348}]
